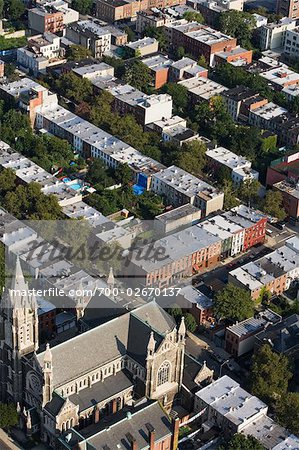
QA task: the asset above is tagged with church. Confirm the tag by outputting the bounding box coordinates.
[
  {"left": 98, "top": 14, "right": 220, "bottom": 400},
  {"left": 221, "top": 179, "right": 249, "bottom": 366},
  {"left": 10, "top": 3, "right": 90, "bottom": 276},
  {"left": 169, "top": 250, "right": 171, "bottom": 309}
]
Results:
[{"left": 0, "top": 257, "right": 188, "bottom": 448}]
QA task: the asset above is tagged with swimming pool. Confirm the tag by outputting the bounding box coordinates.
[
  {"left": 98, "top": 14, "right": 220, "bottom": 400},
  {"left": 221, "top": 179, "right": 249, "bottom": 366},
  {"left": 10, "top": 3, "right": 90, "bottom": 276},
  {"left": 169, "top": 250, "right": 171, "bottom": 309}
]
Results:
[
  {"left": 133, "top": 184, "right": 145, "bottom": 195},
  {"left": 62, "top": 177, "right": 71, "bottom": 182},
  {"left": 69, "top": 183, "right": 82, "bottom": 191}
]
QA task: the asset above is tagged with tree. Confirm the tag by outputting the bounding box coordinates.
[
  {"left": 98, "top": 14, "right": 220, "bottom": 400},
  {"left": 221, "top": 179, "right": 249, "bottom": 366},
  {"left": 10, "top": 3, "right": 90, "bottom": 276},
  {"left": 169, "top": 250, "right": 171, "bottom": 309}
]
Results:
[
  {"left": 175, "top": 140, "right": 206, "bottom": 176},
  {"left": 223, "top": 433, "right": 265, "bottom": 450},
  {"left": 167, "top": 304, "right": 182, "bottom": 324},
  {"left": 162, "top": 83, "right": 188, "bottom": 115},
  {"left": 0, "top": 242, "right": 5, "bottom": 293},
  {"left": 183, "top": 11, "right": 204, "bottom": 23},
  {"left": 198, "top": 55, "right": 208, "bottom": 68},
  {"left": 114, "top": 163, "right": 132, "bottom": 185},
  {"left": 86, "top": 159, "right": 113, "bottom": 187},
  {"left": 184, "top": 313, "right": 197, "bottom": 332},
  {"left": 250, "top": 344, "right": 292, "bottom": 404},
  {"left": 123, "top": 60, "right": 153, "bottom": 92},
  {"left": 262, "top": 190, "right": 286, "bottom": 221},
  {"left": 5, "top": 0, "right": 25, "bottom": 20},
  {"left": 214, "top": 283, "right": 254, "bottom": 322},
  {"left": 218, "top": 10, "right": 256, "bottom": 47},
  {"left": 290, "top": 96, "right": 299, "bottom": 115},
  {"left": 176, "top": 46, "right": 185, "bottom": 59},
  {"left": 143, "top": 27, "right": 168, "bottom": 51},
  {"left": 0, "top": 0, "right": 3, "bottom": 18},
  {"left": 0, "top": 167, "right": 16, "bottom": 195},
  {"left": 277, "top": 393, "right": 299, "bottom": 435},
  {"left": 238, "top": 179, "right": 261, "bottom": 207},
  {"left": 222, "top": 179, "right": 240, "bottom": 210},
  {"left": 123, "top": 26, "right": 136, "bottom": 42},
  {"left": 66, "top": 44, "right": 92, "bottom": 61},
  {"left": 0, "top": 403, "right": 18, "bottom": 429},
  {"left": 55, "top": 72, "right": 93, "bottom": 103},
  {"left": 71, "top": 0, "right": 92, "bottom": 14}
]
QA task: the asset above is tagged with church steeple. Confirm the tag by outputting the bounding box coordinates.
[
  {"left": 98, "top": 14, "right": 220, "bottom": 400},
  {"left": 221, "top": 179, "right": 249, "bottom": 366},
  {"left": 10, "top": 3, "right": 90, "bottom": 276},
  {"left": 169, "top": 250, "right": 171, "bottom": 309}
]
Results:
[
  {"left": 0, "top": 256, "right": 39, "bottom": 403},
  {"left": 42, "top": 343, "right": 53, "bottom": 406},
  {"left": 4, "top": 256, "right": 39, "bottom": 354}
]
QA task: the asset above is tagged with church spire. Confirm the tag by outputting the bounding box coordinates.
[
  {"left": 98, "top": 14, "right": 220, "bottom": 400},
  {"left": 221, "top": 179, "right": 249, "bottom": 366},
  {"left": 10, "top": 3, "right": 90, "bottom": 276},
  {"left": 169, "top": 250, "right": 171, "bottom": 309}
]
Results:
[
  {"left": 178, "top": 316, "right": 186, "bottom": 341},
  {"left": 147, "top": 331, "right": 156, "bottom": 356},
  {"left": 42, "top": 343, "right": 53, "bottom": 406},
  {"left": 107, "top": 267, "right": 115, "bottom": 287}
]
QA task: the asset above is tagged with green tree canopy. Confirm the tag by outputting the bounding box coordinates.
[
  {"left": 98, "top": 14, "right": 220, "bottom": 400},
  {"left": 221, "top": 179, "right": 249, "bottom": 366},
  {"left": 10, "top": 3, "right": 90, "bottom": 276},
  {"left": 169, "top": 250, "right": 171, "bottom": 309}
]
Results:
[
  {"left": 214, "top": 283, "right": 254, "bottom": 322},
  {"left": 184, "top": 313, "right": 197, "bottom": 332},
  {"left": 222, "top": 433, "right": 265, "bottom": 450},
  {"left": 85, "top": 159, "right": 114, "bottom": 188},
  {"left": 218, "top": 10, "right": 256, "bottom": 47},
  {"left": 262, "top": 190, "right": 286, "bottom": 221},
  {"left": 250, "top": 344, "right": 292, "bottom": 404},
  {"left": 66, "top": 44, "right": 92, "bottom": 61},
  {"left": 122, "top": 60, "right": 153, "bottom": 92},
  {"left": 162, "top": 83, "right": 188, "bottom": 115},
  {"left": 5, "top": 0, "right": 25, "bottom": 20},
  {"left": 238, "top": 179, "right": 261, "bottom": 208},
  {"left": 183, "top": 10, "right": 204, "bottom": 23},
  {"left": 114, "top": 163, "right": 132, "bottom": 185},
  {"left": 55, "top": 72, "right": 93, "bottom": 103},
  {"left": 71, "top": 0, "right": 92, "bottom": 14},
  {"left": 277, "top": 393, "right": 299, "bottom": 435},
  {"left": 174, "top": 140, "right": 206, "bottom": 177},
  {"left": 0, "top": 403, "right": 18, "bottom": 429}
]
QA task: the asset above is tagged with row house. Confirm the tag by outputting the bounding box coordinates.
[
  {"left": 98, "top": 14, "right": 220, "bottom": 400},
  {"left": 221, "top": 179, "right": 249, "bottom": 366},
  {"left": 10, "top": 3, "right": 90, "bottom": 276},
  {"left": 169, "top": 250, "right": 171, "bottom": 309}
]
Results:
[
  {"left": 222, "top": 205, "right": 267, "bottom": 251},
  {"left": 228, "top": 236, "right": 299, "bottom": 300},
  {"left": 151, "top": 165, "right": 224, "bottom": 217},
  {"left": 96, "top": 0, "right": 185, "bottom": 22},
  {"left": 205, "top": 146, "right": 259, "bottom": 185},
  {"left": 127, "top": 225, "right": 222, "bottom": 288},
  {"left": 221, "top": 85, "right": 268, "bottom": 122}
]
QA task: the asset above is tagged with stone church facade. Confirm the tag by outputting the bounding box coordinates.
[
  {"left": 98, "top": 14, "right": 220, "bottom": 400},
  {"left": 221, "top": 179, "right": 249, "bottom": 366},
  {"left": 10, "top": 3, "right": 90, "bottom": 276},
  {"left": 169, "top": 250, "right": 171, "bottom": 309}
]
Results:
[{"left": 0, "top": 258, "right": 186, "bottom": 448}]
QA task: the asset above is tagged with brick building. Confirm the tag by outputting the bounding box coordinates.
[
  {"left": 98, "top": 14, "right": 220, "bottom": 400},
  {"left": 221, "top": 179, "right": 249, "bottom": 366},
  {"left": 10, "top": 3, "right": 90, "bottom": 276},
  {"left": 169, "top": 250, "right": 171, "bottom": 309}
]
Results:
[
  {"left": 277, "top": 0, "right": 299, "bottom": 20},
  {"left": 96, "top": 0, "right": 185, "bottom": 22},
  {"left": 166, "top": 21, "right": 237, "bottom": 66}
]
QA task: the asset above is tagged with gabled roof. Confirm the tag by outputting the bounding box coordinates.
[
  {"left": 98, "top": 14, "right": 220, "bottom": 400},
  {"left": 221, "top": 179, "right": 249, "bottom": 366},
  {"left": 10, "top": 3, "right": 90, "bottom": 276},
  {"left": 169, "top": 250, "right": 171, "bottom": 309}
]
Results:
[{"left": 37, "top": 302, "right": 176, "bottom": 388}]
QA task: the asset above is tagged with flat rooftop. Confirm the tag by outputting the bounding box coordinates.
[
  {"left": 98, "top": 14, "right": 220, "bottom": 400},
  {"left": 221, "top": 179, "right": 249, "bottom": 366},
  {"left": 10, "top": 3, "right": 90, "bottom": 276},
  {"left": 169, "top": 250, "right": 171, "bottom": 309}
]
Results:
[
  {"left": 153, "top": 165, "right": 223, "bottom": 201},
  {"left": 206, "top": 146, "right": 252, "bottom": 171},
  {"left": 126, "top": 36, "right": 157, "bottom": 50},
  {"left": 260, "top": 67, "right": 299, "bottom": 87},
  {"left": 155, "top": 204, "right": 201, "bottom": 224},
  {"left": 274, "top": 180, "right": 299, "bottom": 200},
  {"left": 250, "top": 102, "right": 287, "bottom": 121},
  {"left": 178, "top": 76, "right": 227, "bottom": 101},
  {"left": 130, "top": 224, "right": 221, "bottom": 272},
  {"left": 141, "top": 53, "right": 173, "bottom": 71},
  {"left": 196, "top": 375, "right": 267, "bottom": 428}
]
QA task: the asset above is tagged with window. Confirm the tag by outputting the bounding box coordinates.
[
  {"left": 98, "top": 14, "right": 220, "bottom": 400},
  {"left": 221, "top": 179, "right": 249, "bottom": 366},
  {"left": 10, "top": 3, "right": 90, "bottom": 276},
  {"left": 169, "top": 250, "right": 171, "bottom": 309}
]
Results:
[{"left": 157, "top": 361, "right": 171, "bottom": 387}]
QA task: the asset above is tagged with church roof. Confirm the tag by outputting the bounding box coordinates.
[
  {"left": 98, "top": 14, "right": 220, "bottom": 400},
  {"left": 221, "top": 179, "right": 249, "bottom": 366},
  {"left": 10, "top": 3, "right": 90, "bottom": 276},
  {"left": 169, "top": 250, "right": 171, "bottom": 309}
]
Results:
[
  {"left": 37, "top": 302, "right": 176, "bottom": 388},
  {"left": 68, "top": 369, "right": 133, "bottom": 412},
  {"left": 80, "top": 401, "right": 172, "bottom": 449},
  {"left": 44, "top": 392, "right": 66, "bottom": 416}
]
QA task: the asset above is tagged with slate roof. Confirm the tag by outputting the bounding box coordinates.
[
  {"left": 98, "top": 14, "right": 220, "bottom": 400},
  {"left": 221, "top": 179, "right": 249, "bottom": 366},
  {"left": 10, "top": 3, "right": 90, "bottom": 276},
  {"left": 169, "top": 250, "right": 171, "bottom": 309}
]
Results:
[
  {"left": 83, "top": 401, "right": 172, "bottom": 449},
  {"left": 37, "top": 302, "right": 176, "bottom": 388},
  {"left": 44, "top": 392, "right": 65, "bottom": 416},
  {"left": 69, "top": 370, "right": 133, "bottom": 412}
]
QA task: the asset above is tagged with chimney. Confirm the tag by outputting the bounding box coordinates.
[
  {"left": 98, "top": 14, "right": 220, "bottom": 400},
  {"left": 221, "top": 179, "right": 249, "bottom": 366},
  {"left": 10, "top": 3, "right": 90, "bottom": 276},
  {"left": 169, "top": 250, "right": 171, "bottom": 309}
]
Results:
[
  {"left": 146, "top": 423, "right": 155, "bottom": 449},
  {"left": 126, "top": 433, "right": 138, "bottom": 450},
  {"left": 172, "top": 418, "right": 180, "bottom": 450}
]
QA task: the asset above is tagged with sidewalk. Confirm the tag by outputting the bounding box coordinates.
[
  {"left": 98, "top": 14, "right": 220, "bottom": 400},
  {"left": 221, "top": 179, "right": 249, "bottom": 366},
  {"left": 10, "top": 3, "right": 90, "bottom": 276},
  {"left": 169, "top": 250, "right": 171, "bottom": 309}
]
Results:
[{"left": 0, "top": 428, "right": 23, "bottom": 450}]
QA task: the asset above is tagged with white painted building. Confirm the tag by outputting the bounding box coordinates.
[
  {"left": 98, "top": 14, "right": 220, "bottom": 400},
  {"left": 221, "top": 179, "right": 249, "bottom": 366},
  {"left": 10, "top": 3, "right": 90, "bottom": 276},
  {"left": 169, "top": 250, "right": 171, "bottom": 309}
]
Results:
[
  {"left": 206, "top": 146, "right": 259, "bottom": 185},
  {"left": 259, "top": 17, "right": 296, "bottom": 50}
]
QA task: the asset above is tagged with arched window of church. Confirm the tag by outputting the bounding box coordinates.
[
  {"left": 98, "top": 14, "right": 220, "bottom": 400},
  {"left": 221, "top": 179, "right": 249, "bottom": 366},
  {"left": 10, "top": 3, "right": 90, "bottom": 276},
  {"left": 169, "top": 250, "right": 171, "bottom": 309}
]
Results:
[{"left": 157, "top": 361, "right": 171, "bottom": 387}]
